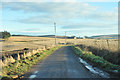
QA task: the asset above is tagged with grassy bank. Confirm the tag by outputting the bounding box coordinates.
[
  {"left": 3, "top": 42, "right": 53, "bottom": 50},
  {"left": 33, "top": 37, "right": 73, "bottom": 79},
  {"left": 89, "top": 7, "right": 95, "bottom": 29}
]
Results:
[
  {"left": 2, "top": 45, "right": 62, "bottom": 79},
  {"left": 77, "top": 44, "right": 120, "bottom": 65},
  {"left": 71, "top": 45, "right": 120, "bottom": 73}
]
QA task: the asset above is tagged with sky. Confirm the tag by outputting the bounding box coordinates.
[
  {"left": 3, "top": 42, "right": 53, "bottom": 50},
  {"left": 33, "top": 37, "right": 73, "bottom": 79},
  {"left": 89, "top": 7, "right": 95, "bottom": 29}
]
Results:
[{"left": 0, "top": 0, "right": 119, "bottom": 37}]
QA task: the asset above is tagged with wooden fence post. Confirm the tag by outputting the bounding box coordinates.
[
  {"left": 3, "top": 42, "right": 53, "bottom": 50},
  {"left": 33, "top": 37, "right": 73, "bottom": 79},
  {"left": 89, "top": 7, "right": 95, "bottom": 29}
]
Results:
[{"left": 17, "top": 53, "right": 20, "bottom": 60}]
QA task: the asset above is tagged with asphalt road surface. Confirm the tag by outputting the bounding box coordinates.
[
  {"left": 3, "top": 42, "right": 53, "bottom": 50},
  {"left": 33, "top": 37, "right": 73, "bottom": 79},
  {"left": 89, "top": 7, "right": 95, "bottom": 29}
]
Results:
[{"left": 24, "top": 46, "right": 101, "bottom": 79}]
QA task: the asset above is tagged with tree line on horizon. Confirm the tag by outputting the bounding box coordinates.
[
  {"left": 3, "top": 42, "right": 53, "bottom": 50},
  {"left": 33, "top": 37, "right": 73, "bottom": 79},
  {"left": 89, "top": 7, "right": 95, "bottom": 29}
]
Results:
[{"left": 0, "top": 31, "right": 11, "bottom": 39}]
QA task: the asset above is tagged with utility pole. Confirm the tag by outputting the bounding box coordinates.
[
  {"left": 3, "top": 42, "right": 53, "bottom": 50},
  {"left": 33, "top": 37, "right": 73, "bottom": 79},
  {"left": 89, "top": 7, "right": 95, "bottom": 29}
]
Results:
[
  {"left": 65, "top": 32, "right": 66, "bottom": 45},
  {"left": 54, "top": 22, "right": 56, "bottom": 45}
]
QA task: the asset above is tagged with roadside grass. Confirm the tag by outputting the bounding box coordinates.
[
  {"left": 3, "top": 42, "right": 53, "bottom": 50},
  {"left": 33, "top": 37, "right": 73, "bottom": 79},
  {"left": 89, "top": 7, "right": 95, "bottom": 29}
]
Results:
[
  {"left": 77, "top": 44, "right": 120, "bottom": 65},
  {"left": 71, "top": 45, "right": 120, "bottom": 73},
  {"left": 2, "top": 45, "right": 62, "bottom": 79}
]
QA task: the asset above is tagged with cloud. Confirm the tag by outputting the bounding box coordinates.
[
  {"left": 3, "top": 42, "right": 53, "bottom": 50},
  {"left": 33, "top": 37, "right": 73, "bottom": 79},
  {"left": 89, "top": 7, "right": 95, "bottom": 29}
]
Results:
[
  {"left": 2, "top": 2, "right": 117, "bottom": 25},
  {"left": 17, "top": 16, "right": 53, "bottom": 24},
  {"left": 62, "top": 22, "right": 117, "bottom": 30},
  {"left": 88, "top": 12, "right": 118, "bottom": 21},
  {"left": 1, "top": 0, "right": 77, "bottom": 2},
  {"left": 11, "top": 28, "right": 51, "bottom": 34},
  {"left": 2, "top": 2, "right": 118, "bottom": 36},
  {"left": 1, "top": 0, "right": 118, "bottom": 2},
  {"left": 19, "top": 30, "right": 51, "bottom": 33},
  {"left": 2, "top": 2, "right": 95, "bottom": 23},
  {"left": 2, "top": 2, "right": 96, "bottom": 14},
  {"left": 21, "top": 31, "right": 41, "bottom": 33},
  {"left": 84, "top": 0, "right": 118, "bottom": 2}
]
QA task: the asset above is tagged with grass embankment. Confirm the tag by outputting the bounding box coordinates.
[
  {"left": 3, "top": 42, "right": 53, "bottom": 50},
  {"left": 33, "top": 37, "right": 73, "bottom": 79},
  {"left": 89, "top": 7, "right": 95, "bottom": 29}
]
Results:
[
  {"left": 77, "top": 44, "right": 120, "bottom": 65},
  {"left": 71, "top": 46, "right": 120, "bottom": 73},
  {"left": 2, "top": 45, "right": 62, "bottom": 79}
]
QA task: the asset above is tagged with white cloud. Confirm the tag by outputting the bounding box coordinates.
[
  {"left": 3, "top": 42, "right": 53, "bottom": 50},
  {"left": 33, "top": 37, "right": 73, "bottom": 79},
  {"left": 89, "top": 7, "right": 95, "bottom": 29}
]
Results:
[
  {"left": 1, "top": 0, "right": 118, "bottom": 2},
  {"left": 62, "top": 22, "right": 117, "bottom": 29},
  {"left": 3, "top": 2, "right": 117, "bottom": 24},
  {"left": 84, "top": 0, "right": 118, "bottom": 2},
  {"left": 2, "top": 2, "right": 118, "bottom": 36},
  {"left": 2, "top": 2, "right": 95, "bottom": 13},
  {"left": 115, "top": 7, "right": 118, "bottom": 10},
  {"left": 1, "top": 0, "right": 77, "bottom": 2},
  {"left": 2, "top": 2, "right": 98, "bottom": 23},
  {"left": 17, "top": 16, "right": 53, "bottom": 24},
  {"left": 88, "top": 11, "right": 118, "bottom": 21},
  {"left": 20, "top": 31, "right": 41, "bottom": 33}
]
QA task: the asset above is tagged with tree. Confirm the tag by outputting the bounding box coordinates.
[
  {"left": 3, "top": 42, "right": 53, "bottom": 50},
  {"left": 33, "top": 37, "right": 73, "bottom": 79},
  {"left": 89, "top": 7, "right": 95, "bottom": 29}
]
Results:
[
  {"left": 0, "top": 31, "right": 11, "bottom": 39},
  {"left": 84, "top": 36, "right": 88, "bottom": 39}
]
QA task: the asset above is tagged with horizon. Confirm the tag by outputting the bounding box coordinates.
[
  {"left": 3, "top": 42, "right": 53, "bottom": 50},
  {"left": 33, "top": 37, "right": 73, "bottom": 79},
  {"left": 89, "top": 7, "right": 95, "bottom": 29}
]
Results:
[
  {"left": 0, "top": 0, "right": 118, "bottom": 37},
  {"left": 10, "top": 33, "right": 119, "bottom": 37}
]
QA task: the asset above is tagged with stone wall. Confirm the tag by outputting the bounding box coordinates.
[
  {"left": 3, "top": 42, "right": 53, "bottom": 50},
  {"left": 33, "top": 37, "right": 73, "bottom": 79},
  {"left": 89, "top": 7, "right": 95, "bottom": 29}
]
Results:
[{"left": 1, "top": 45, "right": 55, "bottom": 67}]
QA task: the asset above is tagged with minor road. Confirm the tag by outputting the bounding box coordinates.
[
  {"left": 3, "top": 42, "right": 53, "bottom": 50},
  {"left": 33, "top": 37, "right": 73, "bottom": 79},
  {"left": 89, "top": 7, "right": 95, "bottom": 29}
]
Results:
[{"left": 23, "top": 46, "right": 101, "bottom": 79}]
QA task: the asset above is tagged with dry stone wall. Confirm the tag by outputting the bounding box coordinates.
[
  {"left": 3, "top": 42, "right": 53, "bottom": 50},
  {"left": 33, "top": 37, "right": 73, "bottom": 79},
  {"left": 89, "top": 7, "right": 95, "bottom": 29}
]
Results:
[{"left": 1, "top": 45, "right": 55, "bottom": 67}]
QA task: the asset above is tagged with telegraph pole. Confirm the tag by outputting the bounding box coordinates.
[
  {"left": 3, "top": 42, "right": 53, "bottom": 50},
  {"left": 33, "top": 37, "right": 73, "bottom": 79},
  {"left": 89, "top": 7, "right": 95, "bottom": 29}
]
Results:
[
  {"left": 65, "top": 32, "right": 66, "bottom": 45},
  {"left": 54, "top": 22, "right": 56, "bottom": 45}
]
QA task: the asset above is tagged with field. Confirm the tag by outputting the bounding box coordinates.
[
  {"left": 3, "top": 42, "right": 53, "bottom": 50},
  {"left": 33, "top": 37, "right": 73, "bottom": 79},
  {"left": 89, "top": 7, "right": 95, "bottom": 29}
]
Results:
[
  {"left": 68, "top": 39, "right": 119, "bottom": 52},
  {"left": 1, "top": 36, "right": 65, "bottom": 52},
  {"left": 1, "top": 36, "right": 118, "bottom": 52},
  {"left": 1, "top": 36, "right": 120, "bottom": 79},
  {"left": 1, "top": 36, "right": 119, "bottom": 65}
]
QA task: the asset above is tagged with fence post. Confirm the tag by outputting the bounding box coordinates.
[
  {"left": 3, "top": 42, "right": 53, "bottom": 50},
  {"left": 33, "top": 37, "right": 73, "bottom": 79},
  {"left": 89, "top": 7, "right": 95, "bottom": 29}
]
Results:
[{"left": 17, "top": 53, "right": 20, "bottom": 60}]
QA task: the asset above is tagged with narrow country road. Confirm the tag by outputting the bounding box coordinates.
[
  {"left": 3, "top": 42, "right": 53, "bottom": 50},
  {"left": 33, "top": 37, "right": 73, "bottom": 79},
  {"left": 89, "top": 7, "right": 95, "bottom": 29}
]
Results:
[{"left": 23, "top": 46, "right": 101, "bottom": 79}]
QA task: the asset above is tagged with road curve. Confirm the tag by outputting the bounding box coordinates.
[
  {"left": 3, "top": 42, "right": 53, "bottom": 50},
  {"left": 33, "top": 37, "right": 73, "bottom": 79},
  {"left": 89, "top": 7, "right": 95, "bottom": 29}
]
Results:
[{"left": 24, "top": 46, "right": 101, "bottom": 78}]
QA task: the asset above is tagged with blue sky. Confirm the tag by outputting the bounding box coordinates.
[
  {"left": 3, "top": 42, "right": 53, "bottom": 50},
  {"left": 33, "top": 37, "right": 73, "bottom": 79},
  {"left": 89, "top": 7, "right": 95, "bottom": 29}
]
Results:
[{"left": 0, "top": 0, "right": 118, "bottom": 37}]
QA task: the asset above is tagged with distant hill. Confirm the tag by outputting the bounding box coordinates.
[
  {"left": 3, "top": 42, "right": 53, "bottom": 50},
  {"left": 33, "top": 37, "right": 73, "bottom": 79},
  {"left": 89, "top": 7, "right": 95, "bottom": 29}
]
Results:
[
  {"left": 38, "top": 35, "right": 55, "bottom": 37},
  {"left": 39, "top": 35, "right": 75, "bottom": 39},
  {"left": 90, "top": 34, "right": 119, "bottom": 39},
  {"left": 12, "top": 34, "right": 119, "bottom": 39},
  {"left": 12, "top": 34, "right": 33, "bottom": 37},
  {"left": 12, "top": 34, "right": 75, "bottom": 39}
]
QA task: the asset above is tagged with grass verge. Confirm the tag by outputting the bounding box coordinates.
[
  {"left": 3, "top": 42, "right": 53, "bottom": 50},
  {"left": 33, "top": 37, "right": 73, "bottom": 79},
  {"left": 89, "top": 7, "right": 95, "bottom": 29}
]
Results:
[
  {"left": 71, "top": 45, "right": 120, "bottom": 73},
  {"left": 2, "top": 45, "right": 63, "bottom": 79}
]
